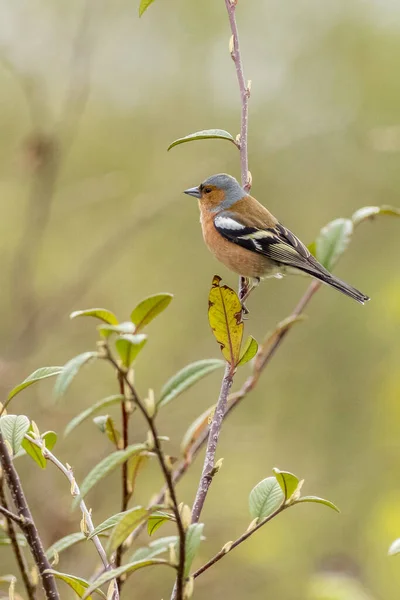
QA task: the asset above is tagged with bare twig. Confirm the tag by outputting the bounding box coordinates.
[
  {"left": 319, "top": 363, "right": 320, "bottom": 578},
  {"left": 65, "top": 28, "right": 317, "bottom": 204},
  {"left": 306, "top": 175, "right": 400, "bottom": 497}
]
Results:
[
  {"left": 115, "top": 371, "right": 129, "bottom": 576},
  {"left": 105, "top": 354, "right": 186, "bottom": 600},
  {"left": 0, "top": 432, "right": 59, "bottom": 599},
  {"left": 0, "top": 504, "right": 31, "bottom": 527},
  {"left": 193, "top": 505, "right": 287, "bottom": 579},
  {"left": 191, "top": 364, "right": 234, "bottom": 523},
  {"left": 0, "top": 482, "right": 37, "bottom": 600},
  {"left": 225, "top": 0, "right": 251, "bottom": 191},
  {"left": 25, "top": 436, "right": 120, "bottom": 600},
  {"left": 118, "top": 373, "right": 130, "bottom": 513}
]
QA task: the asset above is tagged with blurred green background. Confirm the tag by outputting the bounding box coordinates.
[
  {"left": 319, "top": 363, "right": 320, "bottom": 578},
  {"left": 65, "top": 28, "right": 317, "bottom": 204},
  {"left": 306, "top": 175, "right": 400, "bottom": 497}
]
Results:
[{"left": 0, "top": 0, "right": 400, "bottom": 598}]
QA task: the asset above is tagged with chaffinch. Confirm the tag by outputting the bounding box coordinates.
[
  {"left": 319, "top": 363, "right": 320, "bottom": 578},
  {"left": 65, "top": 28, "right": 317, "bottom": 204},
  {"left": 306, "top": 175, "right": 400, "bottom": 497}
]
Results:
[{"left": 184, "top": 173, "right": 370, "bottom": 307}]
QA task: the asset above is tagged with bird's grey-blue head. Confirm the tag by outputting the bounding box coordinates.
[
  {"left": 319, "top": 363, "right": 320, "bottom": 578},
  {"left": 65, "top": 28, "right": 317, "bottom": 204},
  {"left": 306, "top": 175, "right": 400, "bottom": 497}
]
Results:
[{"left": 184, "top": 173, "right": 246, "bottom": 210}]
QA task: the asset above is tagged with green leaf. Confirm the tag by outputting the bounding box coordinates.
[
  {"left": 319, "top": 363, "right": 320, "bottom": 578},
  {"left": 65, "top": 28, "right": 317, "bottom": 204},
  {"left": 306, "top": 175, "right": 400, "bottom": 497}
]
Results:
[
  {"left": 237, "top": 336, "right": 258, "bottom": 367},
  {"left": 44, "top": 570, "right": 106, "bottom": 599},
  {"left": 249, "top": 477, "right": 284, "bottom": 521},
  {"left": 93, "top": 416, "right": 121, "bottom": 447},
  {"left": 76, "top": 444, "right": 146, "bottom": 504},
  {"left": 0, "top": 415, "right": 30, "bottom": 455},
  {"left": 108, "top": 507, "right": 149, "bottom": 553},
  {"left": 115, "top": 333, "right": 147, "bottom": 368},
  {"left": 315, "top": 218, "right": 353, "bottom": 271},
  {"left": 64, "top": 395, "right": 124, "bottom": 437},
  {"left": 54, "top": 352, "right": 97, "bottom": 399},
  {"left": 21, "top": 435, "right": 46, "bottom": 468},
  {"left": 127, "top": 454, "right": 149, "bottom": 496},
  {"left": 70, "top": 308, "right": 118, "bottom": 326},
  {"left": 88, "top": 512, "right": 126, "bottom": 539},
  {"left": 181, "top": 405, "right": 214, "bottom": 458},
  {"left": 42, "top": 431, "right": 57, "bottom": 451},
  {"left": 389, "top": 538, "right": 400, "bottom": 556},
  {"left": 98, "top": 321, "right": 135, "bottom": 338},
  {"left": 176, "top": 523, "right": 204, "bottom": 577},
  {"left": 46, "top": 532, "right": 86, "bottom": 561},
  {"left": 352, "top": 205, "right": 400, "bottom": 226},
  {"left": 139, "top": 0, "right": 156, "bottom": 17},
  {"left": 130, "top": 293, "right": 173, "bottom": 332},
  {"left": 208, "top": 275, "right": 243, "bottom": 366},
  {"left": 7, "top": 367, "right": 63, "bottom": 404},
  {"left": 147, "top": 511, "right": 174, "bottom": 536},
  {"left": 129, "top": 536, "right": 177, "bottom": 562},
  {"left": 82, "top": 559, "right": 170, "bottom": 599},
  {"left": 272, "top": 468, "right": 299, "bottom": 501},
  {"left": 168, "top": 129, "right": 236, "bottom": 151},
  {"left": 158, "top": 359, "right": 225, "bottom": 408},
  {"left": 295, "top": 495, "right": 340, "bottom": 513}
]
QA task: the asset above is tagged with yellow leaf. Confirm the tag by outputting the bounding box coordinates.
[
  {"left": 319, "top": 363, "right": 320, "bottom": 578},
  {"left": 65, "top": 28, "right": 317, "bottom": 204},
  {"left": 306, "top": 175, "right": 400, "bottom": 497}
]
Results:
[{"left": 208, "top": 276, "right": 243, "bottom": 367}]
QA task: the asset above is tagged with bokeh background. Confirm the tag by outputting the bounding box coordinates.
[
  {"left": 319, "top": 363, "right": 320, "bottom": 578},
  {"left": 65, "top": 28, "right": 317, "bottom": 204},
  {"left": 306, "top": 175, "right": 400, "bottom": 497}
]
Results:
[{"left": 0, "top": 0, "right": 400, "bottom": 598}]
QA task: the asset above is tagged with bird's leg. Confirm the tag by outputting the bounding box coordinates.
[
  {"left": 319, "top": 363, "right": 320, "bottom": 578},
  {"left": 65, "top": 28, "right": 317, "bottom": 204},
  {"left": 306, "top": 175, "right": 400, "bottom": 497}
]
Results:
[
  {"left": 239, "top": 276, "right": 260, "bottom": 315},
  {"left": 239, "top": 276, "right": 250, "bottom": 314}
]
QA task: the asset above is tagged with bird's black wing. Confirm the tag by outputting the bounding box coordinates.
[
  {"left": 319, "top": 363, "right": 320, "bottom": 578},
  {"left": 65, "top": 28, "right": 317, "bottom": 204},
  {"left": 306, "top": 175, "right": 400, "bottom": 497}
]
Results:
[{"left": 214, "top": 212, "right": 329, "bottom": 277}]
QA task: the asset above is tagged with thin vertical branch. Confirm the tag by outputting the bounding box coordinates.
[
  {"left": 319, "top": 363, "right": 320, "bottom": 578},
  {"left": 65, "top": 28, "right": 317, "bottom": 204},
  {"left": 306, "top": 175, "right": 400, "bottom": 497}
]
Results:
[
  {"left": 225, "top": 0, "right": 252, "bottom": 303},
  {"left": 105, "top": 355, "right": 186, "bottom": 600},
  {"left": 116, "top": 371, "right": 129, "bottom": 576},
  {"left": 0, "top": 433, "right": 59, "bottom": 600},
  {"left": 118, "top": 373, "right": 129, "bottom": 513},
  {"left": 0, "top": 481, "right": 37, "bottom": 600},
  {"left": 225, "top": 0, "right": 251, "bottom": 191},
  {"left": 191, "top": 364, "right": 234, "bottom": 523}
]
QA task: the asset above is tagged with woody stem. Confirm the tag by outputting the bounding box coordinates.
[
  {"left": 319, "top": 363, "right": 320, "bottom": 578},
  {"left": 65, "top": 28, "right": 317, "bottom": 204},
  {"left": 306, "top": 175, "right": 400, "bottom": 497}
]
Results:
[
  {"left": 0, "top": 432, "right": 59, "bottom": 600},
  {"left": 224, "top": 0, "right": 251, "bottom": 304},
  {"left": 225, "top": 0, "right": 250, "bottom": 192},
  {"left": 191, "top": 363, "right": 234, "bottom": 523}
]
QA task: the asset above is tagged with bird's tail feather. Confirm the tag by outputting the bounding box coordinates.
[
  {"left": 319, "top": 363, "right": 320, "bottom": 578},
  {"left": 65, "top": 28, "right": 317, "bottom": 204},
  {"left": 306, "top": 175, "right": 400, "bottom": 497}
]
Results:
[
  {"left": 323, "top": 273, "right": 370, "bottom": 304},
  {"left": 300, "top": 266, "right": 370, "bottom": 304}
]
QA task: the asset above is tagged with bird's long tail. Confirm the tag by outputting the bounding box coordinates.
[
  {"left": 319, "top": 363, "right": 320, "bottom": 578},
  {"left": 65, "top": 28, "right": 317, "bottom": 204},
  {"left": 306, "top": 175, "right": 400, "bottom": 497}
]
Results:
[
  {"left": 300, "top": 261, "right": 370, "bottom": 304},
  {"left": 322, "top": 273, "right": 370, "bottom": 304}
]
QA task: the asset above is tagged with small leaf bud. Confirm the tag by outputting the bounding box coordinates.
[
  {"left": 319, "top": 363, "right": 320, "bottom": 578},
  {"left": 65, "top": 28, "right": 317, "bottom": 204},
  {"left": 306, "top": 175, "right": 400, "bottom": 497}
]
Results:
[
  {"left": 168, "top": 542, "right": 178, "bottom": 566},
  {"left": 246, "top": 517, "right": 258, "bottom": 532},
  {"left": 221, "top": 540, "right": 233, "bottom": 554},
  {"left": 180, "top": 504, "right": 192, "bottom": 530},
  {"left": 183, "top": 576, "right": 194, "bottom": 599},
  {"left": 144, "top": 389, "right": 156, "bottom": 418},
  {"left": 210, "top": 457, "right": 224, "bottom": 476}
]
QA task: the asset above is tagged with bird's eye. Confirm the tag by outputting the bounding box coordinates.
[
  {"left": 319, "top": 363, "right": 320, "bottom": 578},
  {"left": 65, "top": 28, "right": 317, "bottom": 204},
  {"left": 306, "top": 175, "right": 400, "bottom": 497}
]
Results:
[{"left": 203, "top": 187, "right": 212, "bottom": 194}]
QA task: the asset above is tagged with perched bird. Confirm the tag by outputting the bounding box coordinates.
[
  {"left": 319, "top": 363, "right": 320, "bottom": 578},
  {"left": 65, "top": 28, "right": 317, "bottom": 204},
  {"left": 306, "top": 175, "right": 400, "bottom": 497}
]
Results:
[{"left": 184, "top": 173, "right": 369, "bottom": 307}]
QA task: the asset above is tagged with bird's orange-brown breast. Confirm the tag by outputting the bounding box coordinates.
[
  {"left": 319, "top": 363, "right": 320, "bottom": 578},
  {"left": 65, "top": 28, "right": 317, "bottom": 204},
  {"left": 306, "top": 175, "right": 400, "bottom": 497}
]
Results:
[{"left": 199, "top": 196, "right": 277, "bottom": 278}]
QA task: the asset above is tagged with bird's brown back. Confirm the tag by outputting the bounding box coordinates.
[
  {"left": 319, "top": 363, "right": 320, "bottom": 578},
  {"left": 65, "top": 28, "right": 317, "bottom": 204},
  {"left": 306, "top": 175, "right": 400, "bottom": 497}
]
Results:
[{"left": 230, "top": 195, "right": 278, "bottom": 228}]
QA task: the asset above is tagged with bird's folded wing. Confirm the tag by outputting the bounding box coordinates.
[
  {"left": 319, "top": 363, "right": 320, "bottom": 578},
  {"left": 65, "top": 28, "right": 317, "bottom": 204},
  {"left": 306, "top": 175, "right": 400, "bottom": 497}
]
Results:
[{"left": 214, "top": 212, "right": 328, "bottom": 276}]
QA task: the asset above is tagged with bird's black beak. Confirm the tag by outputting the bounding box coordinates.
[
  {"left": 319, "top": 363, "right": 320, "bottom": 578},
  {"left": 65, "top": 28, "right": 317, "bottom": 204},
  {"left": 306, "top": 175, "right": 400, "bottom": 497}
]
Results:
[{"left": 184, "top": 185, "right": 201, "bottom": 199}]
